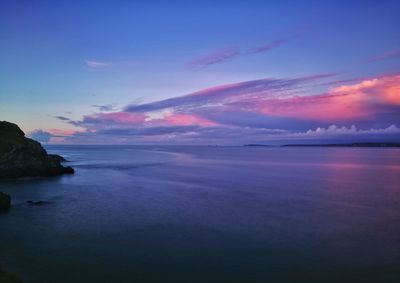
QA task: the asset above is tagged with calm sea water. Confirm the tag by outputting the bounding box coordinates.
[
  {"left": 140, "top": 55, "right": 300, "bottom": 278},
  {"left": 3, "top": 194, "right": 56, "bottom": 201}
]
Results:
[{"left": 0, "top": 146, "right": 399, "bottom": 283}]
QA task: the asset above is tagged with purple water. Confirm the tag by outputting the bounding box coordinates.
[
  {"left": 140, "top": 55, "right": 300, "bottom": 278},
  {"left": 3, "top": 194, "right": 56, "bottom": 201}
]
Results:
[{"left": 0, "top": 146, "right": 399, "bottom": 282}]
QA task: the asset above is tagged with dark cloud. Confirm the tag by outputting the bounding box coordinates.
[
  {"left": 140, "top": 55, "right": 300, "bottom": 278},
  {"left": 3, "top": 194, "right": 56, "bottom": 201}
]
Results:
[
  {"left": 54, "top": 116, "right": 71, "bottom": 121},
  {"left": 98, "top": 125, "right": 200, "bottom": 136},
  {"left": 92, "top": 104, "right": 115, "bottom": 112}
]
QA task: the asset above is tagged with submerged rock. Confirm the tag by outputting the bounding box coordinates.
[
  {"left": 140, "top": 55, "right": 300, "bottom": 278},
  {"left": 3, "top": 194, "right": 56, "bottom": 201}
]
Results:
[
  {"left": 0, "top": 192, "right": 11, "bottom": 211},
  {"left": 26, "top": 200, "right": 48, "bottom": 206},
  {"left": 0, "top": 121, "right": 74, "bottom": 178}
]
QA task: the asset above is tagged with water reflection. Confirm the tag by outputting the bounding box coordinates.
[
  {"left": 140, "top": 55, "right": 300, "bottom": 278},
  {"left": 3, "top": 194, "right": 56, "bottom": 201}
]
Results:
[{"left": 0, "top": 146, "right": 399, "bottom": 282}]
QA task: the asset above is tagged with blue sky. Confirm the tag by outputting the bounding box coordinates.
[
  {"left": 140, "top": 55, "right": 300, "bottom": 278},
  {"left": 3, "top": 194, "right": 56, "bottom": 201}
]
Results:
[{"left": 1, "top": 0, "right": 399, "bottom": 144}]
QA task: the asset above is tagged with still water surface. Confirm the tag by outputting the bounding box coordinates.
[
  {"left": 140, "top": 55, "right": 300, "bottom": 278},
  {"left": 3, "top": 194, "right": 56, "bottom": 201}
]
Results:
[{"left": 0, "top": 146, "right": 399, "bottom": 282}]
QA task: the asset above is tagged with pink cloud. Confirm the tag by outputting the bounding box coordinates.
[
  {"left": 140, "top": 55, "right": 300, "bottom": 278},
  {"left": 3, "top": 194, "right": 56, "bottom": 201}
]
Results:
[
  {"left": 101, "top": 112, "right": 146, "bottom": 124},
  {"left": 48, "top": 129, "right": 79, "bottom": 136},
  {"left": 254, "top": 74, "right": 400, "bottom": 122},
  {"left": 83, "top": 74, "right": 400, "bottom": 127},
  {"left": 163, "top": 114, "right": 218, "bottom": 126},
  {"left": 53, "top": 73, "right": 400, "bottom": 144}
]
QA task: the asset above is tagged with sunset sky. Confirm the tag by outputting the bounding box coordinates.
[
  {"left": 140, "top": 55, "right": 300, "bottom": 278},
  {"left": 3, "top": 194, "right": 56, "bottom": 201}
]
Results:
[{"left": 1, "top": 0, "right": 399, "bottom": 144}]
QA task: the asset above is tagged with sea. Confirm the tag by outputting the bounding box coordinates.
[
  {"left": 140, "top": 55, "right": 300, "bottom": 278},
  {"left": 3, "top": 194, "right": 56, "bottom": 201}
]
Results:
[{"left": 0, "top": 145, "right": 399, "bottom": 282}]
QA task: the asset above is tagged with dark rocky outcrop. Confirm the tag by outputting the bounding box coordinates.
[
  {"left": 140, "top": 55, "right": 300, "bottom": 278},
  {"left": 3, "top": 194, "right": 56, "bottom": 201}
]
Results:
[
  {"left": 0, "top": 266, "right": 21, "bottom": 283},
  {"left": 48, "top": 154, "right": 67, "bottom": 162},
  {"left": 0, "top": 121, "right": 74, "bottom": 179},
  {"left": 0, "top": 192, "right": 11, "bottom": 211},
  {"left": 26, "top": 200, "right": 48, "bottom": 206}
]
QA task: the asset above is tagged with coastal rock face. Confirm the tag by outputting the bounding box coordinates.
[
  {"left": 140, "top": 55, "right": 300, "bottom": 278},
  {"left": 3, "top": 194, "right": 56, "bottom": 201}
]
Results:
[
  {"left": 0, "top": 121, "right": 74, "bottom": 178},
  {"left": 0, "top": 192, "right": 11, "bottom": 211},
  {"left": 0, "top": 266, "right": 21, "bottom": 283}
]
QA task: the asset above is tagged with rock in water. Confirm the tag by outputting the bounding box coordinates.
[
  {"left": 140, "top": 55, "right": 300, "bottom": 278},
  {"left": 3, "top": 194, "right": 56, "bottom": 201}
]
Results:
[
  {"left": 27, "top": 200, "right": 47, "bottom": 205},
  {"left": 0, "top": 121, "right": 74, "bottom": 178},
  {"left": 0, "top": 192, "right": 11, "bottom": 211}
]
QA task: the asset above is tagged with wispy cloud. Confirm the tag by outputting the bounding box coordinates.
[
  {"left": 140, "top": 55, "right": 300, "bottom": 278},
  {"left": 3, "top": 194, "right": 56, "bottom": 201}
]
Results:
[
  {"left": 85, "top": 59, "right": 138, "bottom": 69},
  {"left": 248, "top": 39, "right": 286, "bottom": 54},
  {"left": 92, "top": 104, "right": 116, "bottom": 112},
  {"left": 54, "top": 116, "right": 71, "bottom": 121},
  {"left": 365, "top": 49, "right": 400, "bottom": 63},
  {"left": 124, "top": 73, "right": 335, "bottom": 113},
  {"left": 85, "top": 60, "right": 109, "bottom": 68},
  {"left": 186, "top": 39, "right": 287, "bottom": 68},
  {"left": 186, "top": 47, "right": 241, "bottom": 68}
]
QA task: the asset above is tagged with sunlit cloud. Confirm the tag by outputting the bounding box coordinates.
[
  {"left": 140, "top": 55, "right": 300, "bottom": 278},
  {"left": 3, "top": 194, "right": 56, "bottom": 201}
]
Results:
[
  {"left": 161, "top": 114, "right": 218, "bottom": 127},
  {"left": 52, "top": 73, "right": 400, "bottom": 144},
  {"left": 124, "top": 73, "right": 336, "bottom": 113},
  {"left": 291, "top": 124, "right": 400, "bottom": 138},
  {"left": 248, "top": 74, "right": 400, "bottom": 122}
]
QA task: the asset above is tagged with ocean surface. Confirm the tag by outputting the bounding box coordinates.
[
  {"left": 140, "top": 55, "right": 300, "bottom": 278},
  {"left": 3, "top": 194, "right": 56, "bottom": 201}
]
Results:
[{"left": 0, "top": 145, "right": 399, "bottom": 283}]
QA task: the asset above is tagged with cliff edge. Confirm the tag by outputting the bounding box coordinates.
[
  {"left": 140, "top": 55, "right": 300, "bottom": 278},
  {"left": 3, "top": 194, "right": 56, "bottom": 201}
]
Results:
[{"left": 0, "top": 121, "right": 74, "bottom": 178}]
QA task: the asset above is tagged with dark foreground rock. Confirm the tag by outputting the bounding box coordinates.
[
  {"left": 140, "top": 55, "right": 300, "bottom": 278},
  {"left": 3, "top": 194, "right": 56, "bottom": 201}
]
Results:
[
  {"left": 48, "top": 154, "right": 67, "bottom": 162},
  {"left": 0, "top": 121, "right": 74, "bottom": 179},
  {"left": 0, "top": 266, "right": 21, "bottom": 283},
  {"left": 0, "top": 192, "right": 11, "bottom": 211},
  {"left": 26, "top": 200, "right": 48, "bottom": 206}
]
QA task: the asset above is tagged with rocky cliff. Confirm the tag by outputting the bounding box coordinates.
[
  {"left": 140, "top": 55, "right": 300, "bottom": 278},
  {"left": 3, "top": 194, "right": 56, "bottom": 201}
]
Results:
[
  {"left": 0, "top": 266, "right": 21, "bottom": 283},
  {"left": 0, "top": 121, "right": 74, "bottom": 178},
  {"left": 0, "top": 192, "right": 11, "bottom": 211}
]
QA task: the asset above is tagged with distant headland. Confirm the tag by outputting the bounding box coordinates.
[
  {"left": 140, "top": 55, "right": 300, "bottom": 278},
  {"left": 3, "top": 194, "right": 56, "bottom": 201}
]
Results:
[
  {"left": 244, "top": 142, "right": 400, "bottom": 147},
  {"left": 282, "top": 142, "right": 400, "bottom": 147}
]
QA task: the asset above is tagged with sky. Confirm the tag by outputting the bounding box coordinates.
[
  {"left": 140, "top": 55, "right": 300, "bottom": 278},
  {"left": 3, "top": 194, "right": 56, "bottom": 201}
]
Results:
[{"left": 1, "top": 0, "right": 399, "bottom": 145}]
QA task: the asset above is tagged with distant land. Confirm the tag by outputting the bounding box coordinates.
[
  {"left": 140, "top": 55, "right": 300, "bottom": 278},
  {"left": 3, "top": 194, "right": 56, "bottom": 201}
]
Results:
[
  {"left": 244, "top": 142, "right": 400, "bottom": 147},
  {"left": 243, "top": 144, "right": 273, "bottom": 147}
]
